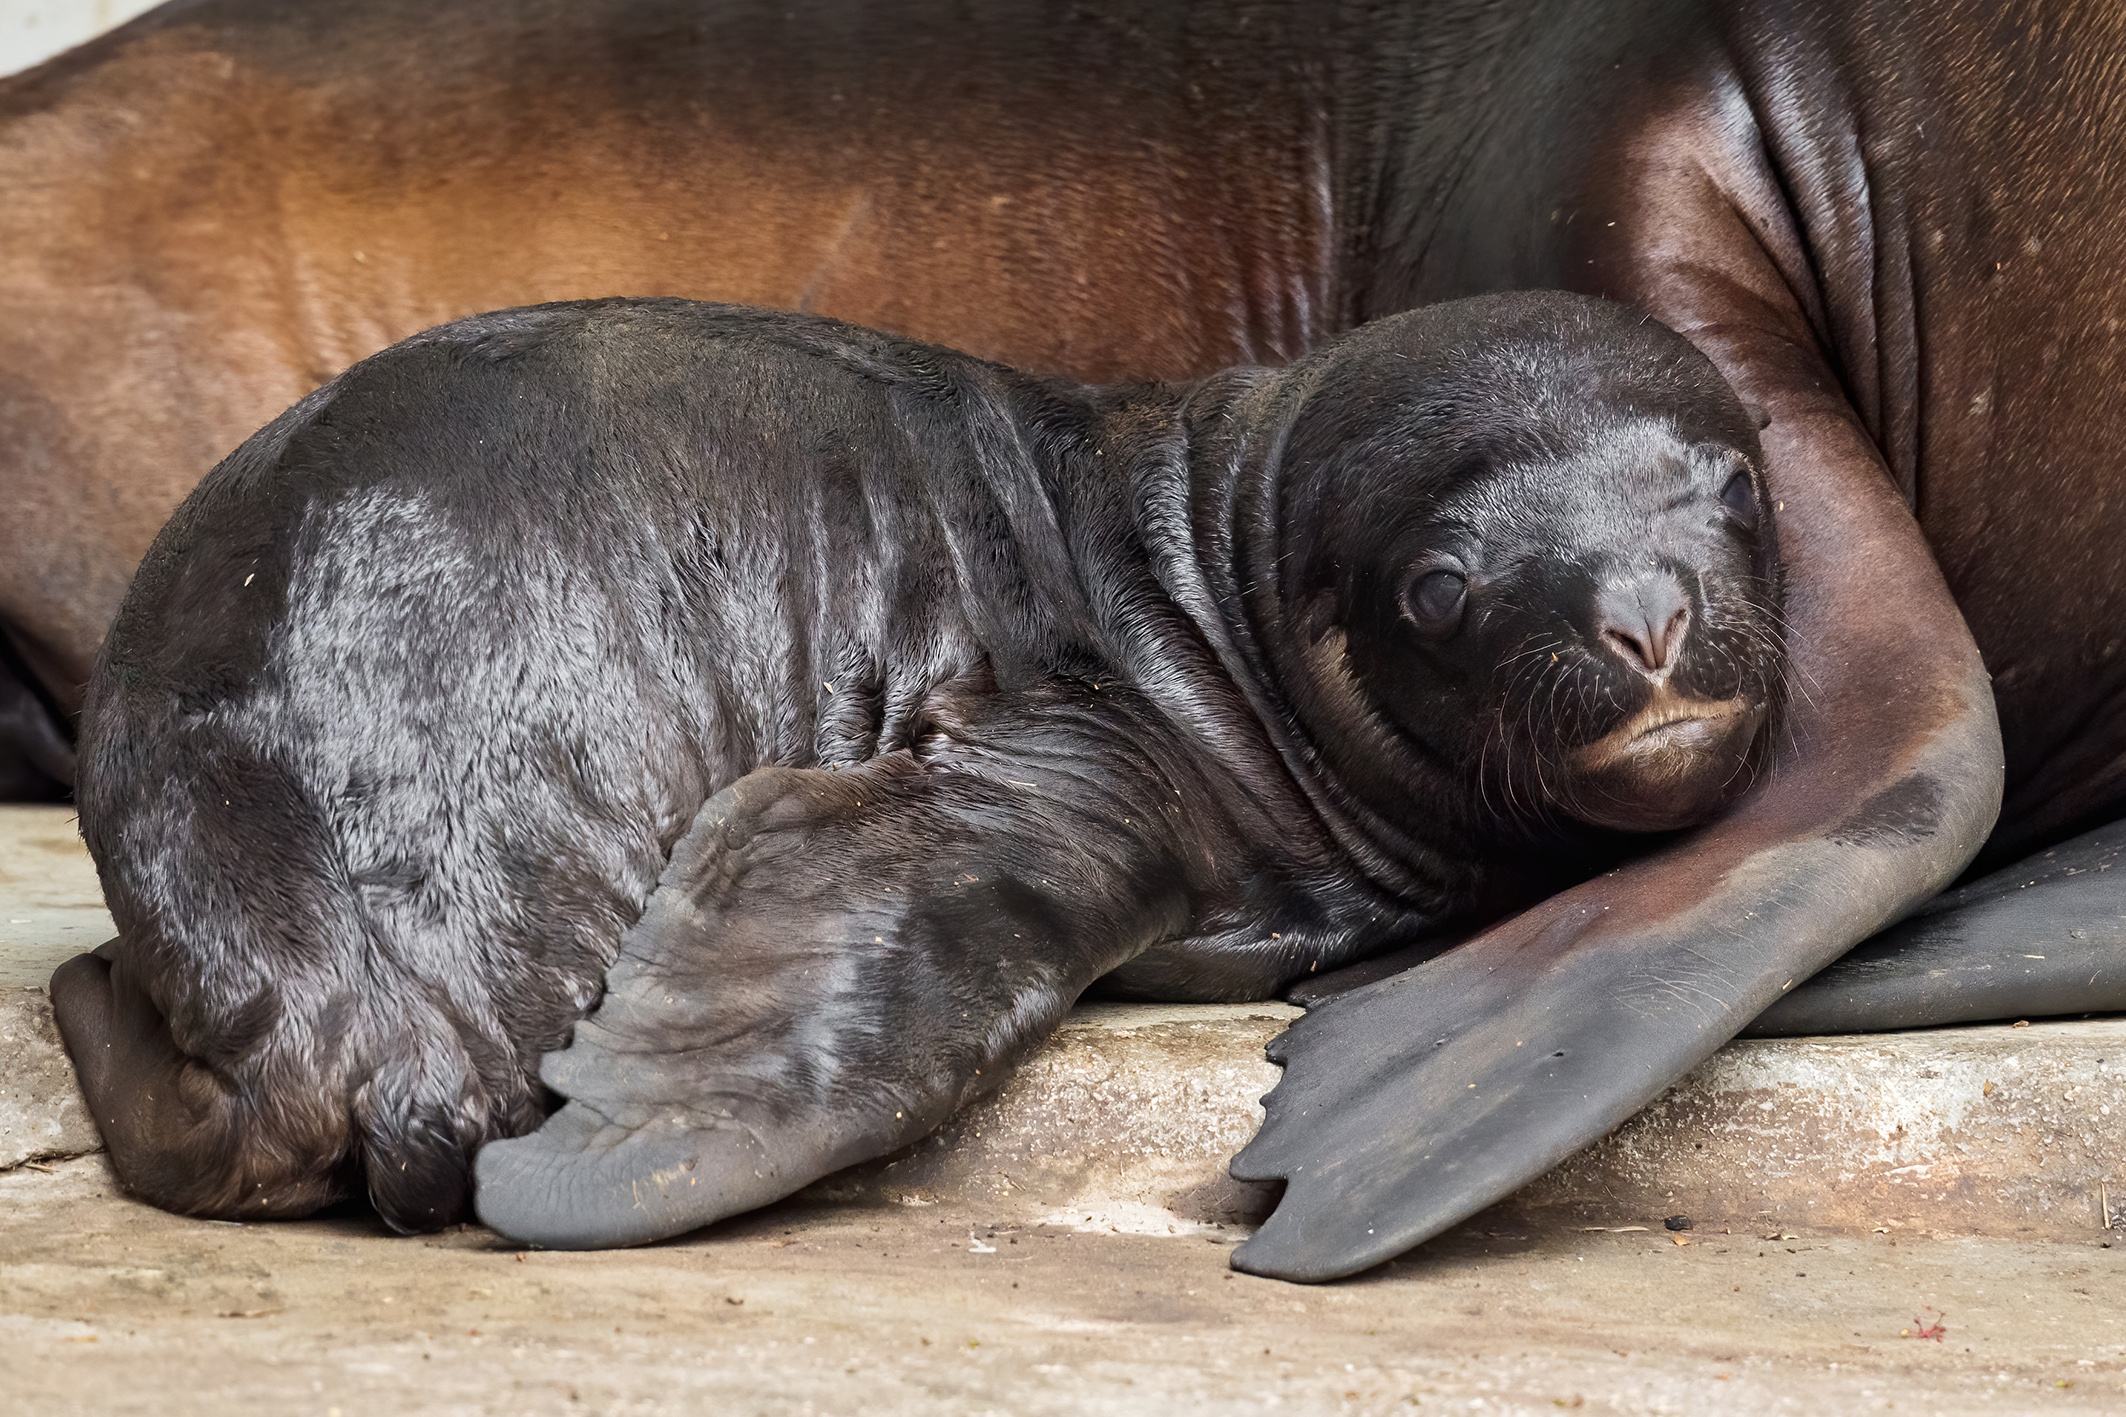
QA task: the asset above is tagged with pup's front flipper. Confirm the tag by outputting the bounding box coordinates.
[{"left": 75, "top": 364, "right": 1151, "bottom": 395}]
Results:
[{"left": 476, "top": 699, "right": 1207, "bottom": 1249}]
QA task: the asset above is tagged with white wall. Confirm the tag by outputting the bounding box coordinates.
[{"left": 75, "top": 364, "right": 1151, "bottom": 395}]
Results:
[{"left": 1, "top": 0, "right": 163, "bottom": 78}]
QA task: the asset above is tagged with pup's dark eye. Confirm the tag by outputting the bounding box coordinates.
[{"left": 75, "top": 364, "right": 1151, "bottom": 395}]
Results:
[
  {"left": 1403, "top": 569, "right": 1468, "bottom": 630},
  {"left": 1720, "top": 470, "right": 1760, "bottom": 526}
]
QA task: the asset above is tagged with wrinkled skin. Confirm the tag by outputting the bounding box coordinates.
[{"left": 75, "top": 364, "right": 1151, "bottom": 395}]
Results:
[
  {"left": 21, "top": 0, "right": 2126, "bottom": 1278},
  {"left": 56, "top": 294, "right": 1779, "bottom": 1252}
]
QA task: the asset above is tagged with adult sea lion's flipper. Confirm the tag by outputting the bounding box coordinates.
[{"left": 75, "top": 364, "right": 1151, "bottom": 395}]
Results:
[
  {"left": 1747, "top": 823, "right": 2126, "bottom": 1036},
  {"left": 1229, "top": 801, "right": 1976, "bottom": 1281},
  {"left": 1231, "top": 151, "right": 2013, "bottom": 1278},
  {"left": 475, "top": 693, "right": 1207, "bottom": 1250},
  {"left": 1231, "top": 727, "right": 1998, "bottom": 1282}
]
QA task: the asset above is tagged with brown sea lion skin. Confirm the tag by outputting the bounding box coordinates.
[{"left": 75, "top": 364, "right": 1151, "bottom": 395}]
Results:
[
  {"left": 0, "top": 0, "right": 1350, "bottom": 771},
  {"left": 26, "top": 0, "right": 2126, "bottom": 1278}
]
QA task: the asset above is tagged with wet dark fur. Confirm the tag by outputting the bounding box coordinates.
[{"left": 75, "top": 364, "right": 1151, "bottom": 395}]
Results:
[{"left": 63, "top": 292, "right": 1776, "bottom": 1233}]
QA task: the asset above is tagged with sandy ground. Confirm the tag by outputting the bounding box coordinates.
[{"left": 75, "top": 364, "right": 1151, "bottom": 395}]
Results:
[{"left": 6, "top": 1156, "right": 2124, "bottom": 1416}]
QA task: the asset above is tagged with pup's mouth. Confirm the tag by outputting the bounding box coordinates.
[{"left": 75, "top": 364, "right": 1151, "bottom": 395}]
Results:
[{"left": 1563, "top": 687, "right": 1765, "bottom": 833}]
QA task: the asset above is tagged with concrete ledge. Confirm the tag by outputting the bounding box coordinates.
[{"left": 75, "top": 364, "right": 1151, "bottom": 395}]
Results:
[
  {"left": 803, "top": 1003, "right": 1295, "bottom": 1229},
  {"left": 0, "top": 807, "right": 109, "bottom": 1169},
  {"left": 1507, "top": 1019, "right": 2126, "bottom": 1237},
  {"left": 0, "top": 984, "right": 99, "bottom": 1169},
  {"left": 808, "top": 1004, "right": 2126, "bottom": 1241},
  {"left": 2, "top": 805, "right": 2121, "bottom": 1242}
]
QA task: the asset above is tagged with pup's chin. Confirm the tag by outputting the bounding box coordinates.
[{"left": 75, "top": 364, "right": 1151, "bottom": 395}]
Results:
[{"left": 1559, "top": 691, "right": 1766, "bottom": 833}]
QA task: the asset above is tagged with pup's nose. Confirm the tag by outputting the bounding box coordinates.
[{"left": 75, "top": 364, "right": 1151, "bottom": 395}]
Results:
[{"left": 1596, "top": 572, "right": 1691, "bottom": 676}]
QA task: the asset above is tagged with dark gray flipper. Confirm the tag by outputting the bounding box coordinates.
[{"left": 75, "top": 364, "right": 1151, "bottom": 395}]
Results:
[
  {"left": 1230, "top": 721, "right": 2000, "bottom": 1282},
  {"left": 1231, "top": 890, "right": 1780, "bottom": 1282},
  {"left": 476, "top": 696, "right": 1210, "bottom": 1249},
  {"left": 474, "top": 779, "right": 848, "bottom": 1249},
  {"left": 1747, "top": 822, "right": 2126, "bottom": 1035}
]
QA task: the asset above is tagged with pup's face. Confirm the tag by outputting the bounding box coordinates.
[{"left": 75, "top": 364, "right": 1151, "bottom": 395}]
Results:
[
  {"left": 1344, "top": 418, "right": 1780, "bottom": 833},
  {"left": 1265, "top": 294, "right": 1783, "bottom": 839}
]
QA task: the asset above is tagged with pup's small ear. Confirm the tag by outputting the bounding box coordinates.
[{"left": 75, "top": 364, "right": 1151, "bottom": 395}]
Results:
[{"left": 1741, "top": 402, "right": 1772, "bottom": 430}]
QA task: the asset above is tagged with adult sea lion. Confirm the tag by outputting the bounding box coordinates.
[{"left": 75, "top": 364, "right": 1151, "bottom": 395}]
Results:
[
  {"left": 22, "top": 0, "right": 2126, "bottom": 1279},
  {"left": 53, "top": 293, "right": 1783, "bottom": 1248}
]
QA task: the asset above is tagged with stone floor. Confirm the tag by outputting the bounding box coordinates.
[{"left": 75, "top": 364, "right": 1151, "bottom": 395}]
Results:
[
  {"left": 4, "top": 805, "right": 2125, "bottom": 1414},
  {"left": 6, "top": 1156, "right": 2125, "bottom": 1416}
]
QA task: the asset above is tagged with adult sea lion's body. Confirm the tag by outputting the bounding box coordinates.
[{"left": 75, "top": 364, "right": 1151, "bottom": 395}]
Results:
[
  {"left": 56, "top": 294, "right": 1782, "bottom": 1249},
  {"left": 22, "top": 0, "right": 2126, "bottom": 1278}
]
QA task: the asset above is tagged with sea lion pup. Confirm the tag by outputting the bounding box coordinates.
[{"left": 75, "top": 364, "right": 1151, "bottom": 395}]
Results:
[{"left": 52, "top": 292, "right": 1780, "bottom": 1249}]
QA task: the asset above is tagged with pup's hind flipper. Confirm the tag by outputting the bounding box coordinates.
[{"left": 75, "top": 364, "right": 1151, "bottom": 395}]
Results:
[
  {"left": 50, "top": 942, "right": 182, "bottom": 1185},
  {"left": 54, "top": 936, "right": 489, "bottom": 1230},
  {"left": 49, "top": 941, "right": 350, "bottom": 1219}
]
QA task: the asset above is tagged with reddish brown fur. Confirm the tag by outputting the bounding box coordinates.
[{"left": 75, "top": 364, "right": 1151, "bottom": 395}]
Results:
[{"left": 0, "top": 4, "right": 1340, "bottom": 710}]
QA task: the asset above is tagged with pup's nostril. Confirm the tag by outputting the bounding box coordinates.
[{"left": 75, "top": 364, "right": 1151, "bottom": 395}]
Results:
[
  {"left": 1596, "top": 579, "right": 1691, "bottom": 676},
  {"left": 1603, "top": 625, "right": 1656, "bottom": 672}
]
